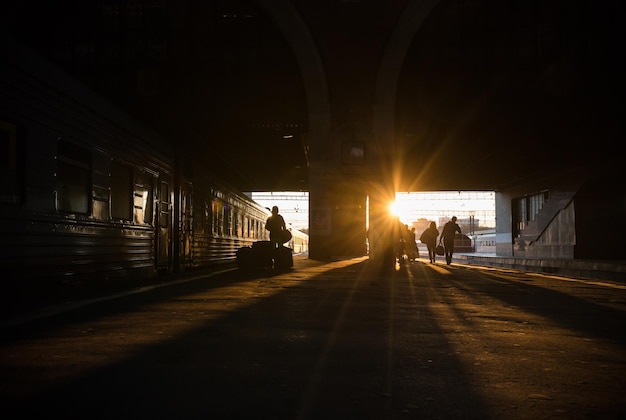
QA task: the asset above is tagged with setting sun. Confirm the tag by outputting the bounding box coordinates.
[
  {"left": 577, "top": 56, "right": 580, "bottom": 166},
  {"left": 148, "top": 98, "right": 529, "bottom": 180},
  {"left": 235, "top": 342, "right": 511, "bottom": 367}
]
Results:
[
  {"left": 389, "top": 200, "right": 411, "bottom": 218},
  {"left": 393, "top": 191, "right": 496, "bottom": 227}
]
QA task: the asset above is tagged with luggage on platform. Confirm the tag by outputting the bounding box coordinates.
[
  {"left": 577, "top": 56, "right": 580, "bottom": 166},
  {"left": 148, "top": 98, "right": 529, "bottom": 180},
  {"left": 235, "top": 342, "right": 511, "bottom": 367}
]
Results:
[
  {"left": 252, "top": 240, "right": 275, "bottom": 268},
  {"left": 236, "top": 246, "right": 254, "bottom": 269},
  {"left": 236, "top": 240, "right": 293, "bottom": 270},
  {"left": 274, "top": 245, "right": 293, "bottom": 269}
]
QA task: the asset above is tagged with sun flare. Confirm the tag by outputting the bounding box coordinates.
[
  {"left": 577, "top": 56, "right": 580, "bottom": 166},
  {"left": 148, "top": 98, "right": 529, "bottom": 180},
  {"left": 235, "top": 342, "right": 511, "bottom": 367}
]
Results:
[
  {"left": 389, "top": 200, "right": 412, "bottom": 218},
  {"left": 392, "top": 191, "right": 496, "bottom": 227}
]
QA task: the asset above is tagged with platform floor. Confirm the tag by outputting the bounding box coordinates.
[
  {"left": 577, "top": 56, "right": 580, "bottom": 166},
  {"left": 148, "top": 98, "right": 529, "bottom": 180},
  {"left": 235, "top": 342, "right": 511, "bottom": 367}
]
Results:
[{"left": 2, "top": 255, "right": 625, "bottom": 419}]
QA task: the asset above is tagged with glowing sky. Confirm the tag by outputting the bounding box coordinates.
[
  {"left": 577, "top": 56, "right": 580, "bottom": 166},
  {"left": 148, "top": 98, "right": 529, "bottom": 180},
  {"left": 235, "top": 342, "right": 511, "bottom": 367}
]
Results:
[{"left": 250, "top": 191, "right": 496, "bottom": 231}]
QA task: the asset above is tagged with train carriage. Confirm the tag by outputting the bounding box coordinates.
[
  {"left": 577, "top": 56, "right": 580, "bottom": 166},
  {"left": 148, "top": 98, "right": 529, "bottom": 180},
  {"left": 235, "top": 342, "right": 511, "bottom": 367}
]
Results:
[
  {"left": 179, "top": 167, "right": 270, "bottom": 271},
  {"left": 0, "top": 38, "right": 275, "bottom": 292},
  {"left": 1, "top": 40, "right": 175, "bottom": 285},
  {"left": 287, "top": 227, "right": 309, "bottom": 254}
]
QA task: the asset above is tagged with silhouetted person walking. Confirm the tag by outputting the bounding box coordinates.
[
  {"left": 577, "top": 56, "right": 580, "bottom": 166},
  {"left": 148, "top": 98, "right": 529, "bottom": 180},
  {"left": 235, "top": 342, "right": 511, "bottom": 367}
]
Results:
[
  {"left": 420, "top": 221, "right": 439, "bottom": 263},
  {"left": 440, "top": 216, "right": 461, "bottom": 265},
  {"left": 408, "top": 226, "right": 419, "bottom": 261}
]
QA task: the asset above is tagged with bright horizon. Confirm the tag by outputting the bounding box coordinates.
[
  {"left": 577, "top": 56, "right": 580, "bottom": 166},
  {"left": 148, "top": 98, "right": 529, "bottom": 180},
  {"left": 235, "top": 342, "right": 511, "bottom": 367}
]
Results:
[
  {"left": 249, "top": 191, "right": 496, "bottom": 231},
  {"left": 392, "top": 191, "right": 496, "bottom": 228}
]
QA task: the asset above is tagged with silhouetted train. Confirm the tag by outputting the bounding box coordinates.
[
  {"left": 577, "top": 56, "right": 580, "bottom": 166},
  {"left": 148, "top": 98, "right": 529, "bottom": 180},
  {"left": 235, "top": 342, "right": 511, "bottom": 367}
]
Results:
[
  {"left": 288, "top": 228, "right": 309, "bottom": 254},
  {"left": 472, "top": 231, "right": 496, "bottom": 253},
  {"left": 0, "top": 38, "right": 307, "bottom": 290}
]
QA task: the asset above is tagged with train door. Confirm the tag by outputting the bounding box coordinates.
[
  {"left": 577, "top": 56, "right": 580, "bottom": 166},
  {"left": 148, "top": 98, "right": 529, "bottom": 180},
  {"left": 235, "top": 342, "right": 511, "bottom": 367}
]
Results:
[
  {"left": 156, "top": 174, "right": 173, "bottom": 272},
  {"left": 180, "top": 180, "right": 193, "bottom": 270}
]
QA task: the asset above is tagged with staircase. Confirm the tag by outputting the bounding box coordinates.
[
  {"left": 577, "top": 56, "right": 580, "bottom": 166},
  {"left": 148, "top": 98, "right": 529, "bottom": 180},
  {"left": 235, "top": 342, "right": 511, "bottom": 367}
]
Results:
[{"left": 514, "top": 191, "right": 576, "bottom": 258}]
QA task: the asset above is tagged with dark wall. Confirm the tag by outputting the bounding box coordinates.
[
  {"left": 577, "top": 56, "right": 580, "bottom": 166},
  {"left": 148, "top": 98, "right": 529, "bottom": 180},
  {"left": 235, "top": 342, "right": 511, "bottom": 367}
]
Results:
[{"left": 574, "top": 173, "right": 626, "bottom": 260}]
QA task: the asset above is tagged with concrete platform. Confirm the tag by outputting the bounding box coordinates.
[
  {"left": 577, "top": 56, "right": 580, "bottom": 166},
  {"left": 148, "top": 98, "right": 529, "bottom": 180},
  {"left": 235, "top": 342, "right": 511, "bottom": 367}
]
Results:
[
  {"left": 453, "top": 252, "right": 626, "bottom": 282},
  {"left": 2, "top": 254, "right": 625, "bottom": 419},
  {"left": 411, "top": 242, "right": 626, "bottom": 282}
]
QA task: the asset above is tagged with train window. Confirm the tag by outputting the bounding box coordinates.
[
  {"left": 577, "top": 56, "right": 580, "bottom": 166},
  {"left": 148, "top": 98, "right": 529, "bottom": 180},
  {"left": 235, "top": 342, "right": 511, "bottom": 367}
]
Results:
[
  {"left": 0, "top": 120, "right": 20, "bottom": 204},
  {"left": 134, "top": 170, "right": 154, "bottom": 224},
  {"left": 205, "top": 200, "right": 211, "bottom": 234},
  {"left": 212, "top": 201, "right": 220, "bottom": 235},
  {"left": 134, "top": 190, "right": 150, "bottom": 224},
  {"left": 92, "top": 189, "right": 109, "bottom": 219},
  {"left": 158, "top": 179, "right": 170, "bottom": 229},
  {"left": 223, "top": 206, "right": 231, "bottom": 236},
  {"left": 193, "top": 198, "right": 205, "bottom": 235},
  {"left": 111, "top": 161, "right": 132, "bottom": 220},
  {"left": 160, "top": 181, "right": 169, "bottom": 203},
  {"left": 92, "top": 152, "right": 110, "bottom": 220},
  {"left": 56, "top": 140, "right": 91, "bottom": 214}
]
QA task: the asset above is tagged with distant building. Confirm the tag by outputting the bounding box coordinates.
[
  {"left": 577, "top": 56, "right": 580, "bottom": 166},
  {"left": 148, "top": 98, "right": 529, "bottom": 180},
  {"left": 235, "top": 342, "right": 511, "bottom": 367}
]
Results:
[{"left": 411, "top": 218, "right": 432, "bottom": 235}]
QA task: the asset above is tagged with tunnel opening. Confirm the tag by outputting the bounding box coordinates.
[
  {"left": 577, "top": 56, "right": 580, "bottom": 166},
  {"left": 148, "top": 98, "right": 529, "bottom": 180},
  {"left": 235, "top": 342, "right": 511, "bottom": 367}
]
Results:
[{"left": 247, "top": 190, "right": 495, "bottom": 256}]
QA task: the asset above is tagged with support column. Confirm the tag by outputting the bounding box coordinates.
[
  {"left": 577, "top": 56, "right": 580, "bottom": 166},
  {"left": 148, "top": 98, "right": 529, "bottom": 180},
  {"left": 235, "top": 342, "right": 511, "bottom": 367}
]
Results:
[{"left": 308, "top": 162, "right": 368, "bottom": 260}]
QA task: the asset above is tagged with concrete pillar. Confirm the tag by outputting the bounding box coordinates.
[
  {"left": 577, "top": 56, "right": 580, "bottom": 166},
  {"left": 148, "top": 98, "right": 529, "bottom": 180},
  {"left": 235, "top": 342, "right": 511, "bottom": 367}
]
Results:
[{"left": 308, "top": 161, "right": 368, "bottom": 260}]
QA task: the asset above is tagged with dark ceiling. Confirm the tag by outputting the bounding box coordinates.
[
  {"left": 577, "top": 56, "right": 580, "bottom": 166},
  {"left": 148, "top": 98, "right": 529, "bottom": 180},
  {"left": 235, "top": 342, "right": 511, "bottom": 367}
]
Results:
[
  {"left": 5, "top": 0, "right": 625, "bottom": 192},
  {"left": 396, "top": 0, "right": 625, "bottom": 190}
]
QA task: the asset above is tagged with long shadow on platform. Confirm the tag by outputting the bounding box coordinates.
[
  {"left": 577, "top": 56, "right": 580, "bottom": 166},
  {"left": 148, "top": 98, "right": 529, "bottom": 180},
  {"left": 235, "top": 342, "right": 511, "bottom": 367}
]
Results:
[
  {"left": 1, "top": 258, "right": 493, "bottom": 419},
  {"left": 443, "top": 264, "right": 626, "bottom": 345}
]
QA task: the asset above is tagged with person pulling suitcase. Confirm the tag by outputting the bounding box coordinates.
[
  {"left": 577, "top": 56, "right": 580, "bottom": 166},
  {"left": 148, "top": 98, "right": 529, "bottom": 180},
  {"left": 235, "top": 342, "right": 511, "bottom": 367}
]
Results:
[{"left": 265, "top": 206, "right": 288, "bottom": 269}]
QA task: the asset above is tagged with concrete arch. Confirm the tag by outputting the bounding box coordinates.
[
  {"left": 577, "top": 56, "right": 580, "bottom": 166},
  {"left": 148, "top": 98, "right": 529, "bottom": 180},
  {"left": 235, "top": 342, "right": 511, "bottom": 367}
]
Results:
[
  {"left": 374, "top": 0, "right": 440, "bottom": 151},
  {"left": 256, "top": 0, "right": 440, "bottom": 165},
  {"left": 256, "top": 0, "right": 441, "bottom": 259},
  {"left": 255, "top": 0, "right": 331, "bottom": 153},
  {"left": 367, "top": 0, "right": 440, "bottom": 260}
]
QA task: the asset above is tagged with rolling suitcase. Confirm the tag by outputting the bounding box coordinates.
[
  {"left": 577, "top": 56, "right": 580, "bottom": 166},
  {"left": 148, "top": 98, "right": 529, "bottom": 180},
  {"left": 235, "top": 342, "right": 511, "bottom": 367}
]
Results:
[
  {"left": 274, "top": 245, "right": 293, "bottom": 270},
  {"left": 236, "top": 246, "right": 254, "bottom": 269},
  {"left": 251, "top": 240, "right": 275, "bottom": 268}
]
